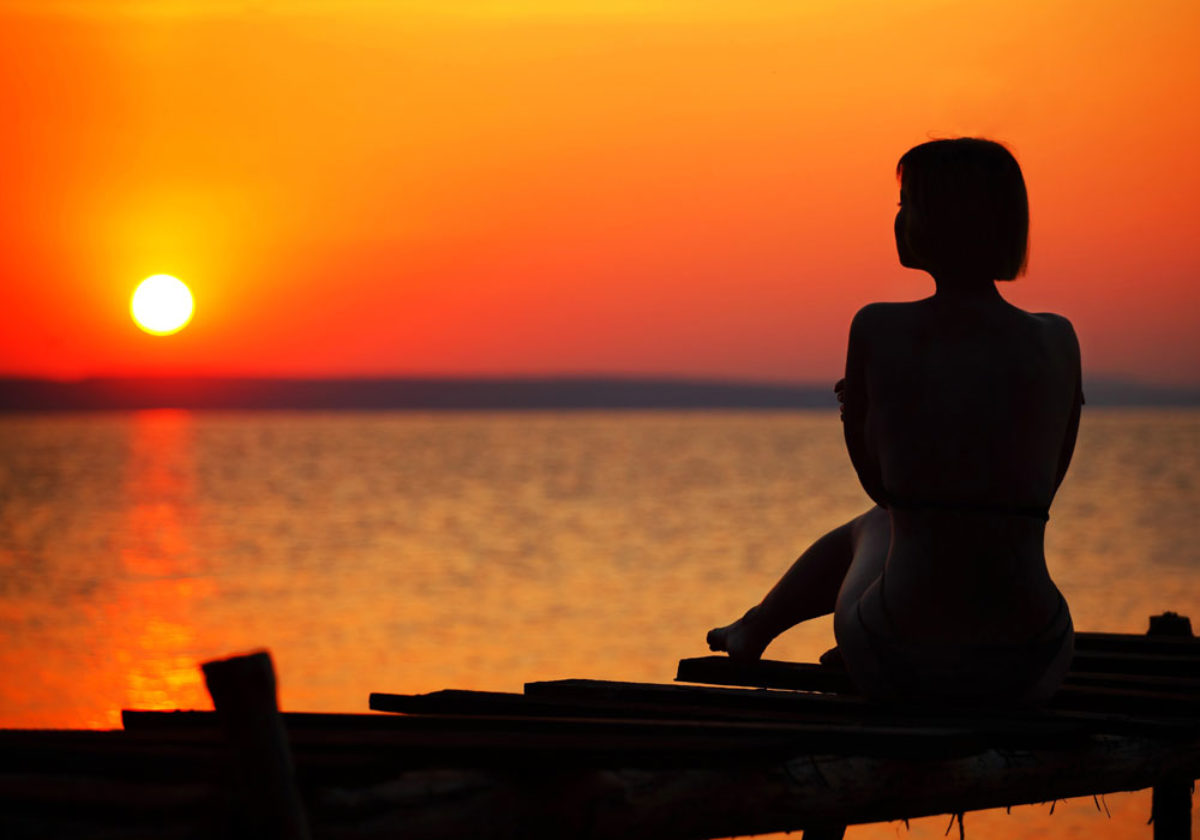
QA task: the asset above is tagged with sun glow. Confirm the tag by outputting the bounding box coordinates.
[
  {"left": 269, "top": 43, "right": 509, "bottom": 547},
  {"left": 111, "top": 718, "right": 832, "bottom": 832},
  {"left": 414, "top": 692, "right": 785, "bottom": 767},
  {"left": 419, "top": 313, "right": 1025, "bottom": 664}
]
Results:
[{"left": 131, "top": 275, "right": 194, "bottom": 336}]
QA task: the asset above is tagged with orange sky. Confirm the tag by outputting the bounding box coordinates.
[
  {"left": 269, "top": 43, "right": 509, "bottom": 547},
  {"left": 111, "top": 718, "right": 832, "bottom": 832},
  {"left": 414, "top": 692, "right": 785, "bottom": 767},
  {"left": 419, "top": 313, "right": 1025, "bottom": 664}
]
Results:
[{"left": 0, "top": 0, "right": 1197, "bottom": 384}]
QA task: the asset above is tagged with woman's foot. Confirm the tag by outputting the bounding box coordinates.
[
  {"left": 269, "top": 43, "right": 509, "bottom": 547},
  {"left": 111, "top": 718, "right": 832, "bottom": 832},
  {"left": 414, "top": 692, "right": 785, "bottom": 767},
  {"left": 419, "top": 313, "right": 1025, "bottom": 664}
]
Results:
[
  {"left": 707, "top": 606, "right": 773, "bottom": 662},
  {"left": 819, "top": 645, "right": 845, "bottom": 670}
]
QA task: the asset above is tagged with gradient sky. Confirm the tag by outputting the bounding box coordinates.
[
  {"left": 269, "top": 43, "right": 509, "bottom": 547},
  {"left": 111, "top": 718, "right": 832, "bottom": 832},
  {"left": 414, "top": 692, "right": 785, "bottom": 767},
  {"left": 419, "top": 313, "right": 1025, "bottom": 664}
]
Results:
[{"left": 1, "top": 0, "right": 1197, "bottom": 384}]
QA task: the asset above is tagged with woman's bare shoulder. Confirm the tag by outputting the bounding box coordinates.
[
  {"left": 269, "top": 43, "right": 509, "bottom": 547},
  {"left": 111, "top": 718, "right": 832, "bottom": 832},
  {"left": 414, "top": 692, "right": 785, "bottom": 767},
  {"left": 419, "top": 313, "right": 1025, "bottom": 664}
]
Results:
[
  {"left": 1025, "top": 310, "right": 1080, "bottom": 349},
  {"left": 851, "top": 300, "right": 922, "bottom": 327},
  {"left": 853, "top": 300, "right": 922, "bottom": 318},
  {"left": 1026, "top": 309, "right": 1075, "bottom": 329},
  {"left": 849, "top": 302, "right": 924, "bottom": 346}
]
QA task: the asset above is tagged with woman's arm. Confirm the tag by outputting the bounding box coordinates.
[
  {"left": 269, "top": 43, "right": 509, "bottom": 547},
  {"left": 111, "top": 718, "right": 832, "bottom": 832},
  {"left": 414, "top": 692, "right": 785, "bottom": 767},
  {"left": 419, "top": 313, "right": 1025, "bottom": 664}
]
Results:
[
  {"left": 1053, "top": 317, "right": 1084, "bottom": 491},
  {"left": 842, "top": 305, "right": 889, "bottom": 507}
]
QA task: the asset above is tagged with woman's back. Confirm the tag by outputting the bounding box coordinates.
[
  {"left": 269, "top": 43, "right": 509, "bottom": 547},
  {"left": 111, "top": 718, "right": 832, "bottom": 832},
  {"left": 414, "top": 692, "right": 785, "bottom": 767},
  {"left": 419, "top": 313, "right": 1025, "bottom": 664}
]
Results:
[{"left": 861, "top": 293, "right": 1081, "bottom": 514}]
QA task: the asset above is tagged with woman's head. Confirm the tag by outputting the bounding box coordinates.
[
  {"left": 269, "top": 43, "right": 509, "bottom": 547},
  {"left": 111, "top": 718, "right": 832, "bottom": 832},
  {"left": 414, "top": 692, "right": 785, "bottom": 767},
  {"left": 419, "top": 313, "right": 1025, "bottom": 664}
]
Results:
[{"left": 895, "top": 138, "right": 1029, "bottom": 281}]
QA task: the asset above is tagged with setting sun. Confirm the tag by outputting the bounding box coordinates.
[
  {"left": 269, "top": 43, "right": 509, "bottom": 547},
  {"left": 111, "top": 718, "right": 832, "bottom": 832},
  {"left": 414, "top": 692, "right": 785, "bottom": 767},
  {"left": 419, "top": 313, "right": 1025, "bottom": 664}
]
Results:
[{"left": 131, "top": 275, "right": 194, "bottom": 336}]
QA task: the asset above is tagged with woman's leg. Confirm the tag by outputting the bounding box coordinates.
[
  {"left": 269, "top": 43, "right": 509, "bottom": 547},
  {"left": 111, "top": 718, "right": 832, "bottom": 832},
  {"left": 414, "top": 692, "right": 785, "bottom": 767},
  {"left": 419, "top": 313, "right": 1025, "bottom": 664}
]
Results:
[
  {"left": 707, "top": 506, "right": 884, "bottom": 661},
  {"left": 832, "top": 507, "right": 900, "bottom": 700},
  {"left": 833, "top": 506, "right": 891, "bottom": 616}
]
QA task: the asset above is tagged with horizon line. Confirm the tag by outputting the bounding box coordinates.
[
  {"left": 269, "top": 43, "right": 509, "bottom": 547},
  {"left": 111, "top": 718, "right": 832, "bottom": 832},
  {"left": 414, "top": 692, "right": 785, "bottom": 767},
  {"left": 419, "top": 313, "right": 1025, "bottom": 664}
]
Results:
[
  {"left": 1, "top": 372, "right": 1197, "bottom": 388},
  {"left": 1, "top": 373, "right": 1197, "bottom": 411}
]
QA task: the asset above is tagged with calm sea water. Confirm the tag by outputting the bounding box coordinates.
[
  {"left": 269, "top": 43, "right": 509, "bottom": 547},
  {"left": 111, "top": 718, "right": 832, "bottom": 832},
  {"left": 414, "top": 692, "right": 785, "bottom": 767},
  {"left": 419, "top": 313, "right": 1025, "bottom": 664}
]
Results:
[{"left": 1, "top": 409, "right": 1197, "bottom": 839}]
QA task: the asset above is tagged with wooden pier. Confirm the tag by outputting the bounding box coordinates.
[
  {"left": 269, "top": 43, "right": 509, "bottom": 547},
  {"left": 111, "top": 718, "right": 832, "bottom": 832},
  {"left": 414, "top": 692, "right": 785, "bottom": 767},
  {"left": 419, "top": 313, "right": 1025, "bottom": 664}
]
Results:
[{"left": 1, "top": 613, "right": 1197, "bottom": 839}]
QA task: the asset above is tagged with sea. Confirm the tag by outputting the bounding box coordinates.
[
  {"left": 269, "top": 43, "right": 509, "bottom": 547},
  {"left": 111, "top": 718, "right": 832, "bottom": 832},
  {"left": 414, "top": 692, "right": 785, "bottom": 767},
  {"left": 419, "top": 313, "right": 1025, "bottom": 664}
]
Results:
[{"left": 1, "top": 408, "right": 1197, "bottom": 839}]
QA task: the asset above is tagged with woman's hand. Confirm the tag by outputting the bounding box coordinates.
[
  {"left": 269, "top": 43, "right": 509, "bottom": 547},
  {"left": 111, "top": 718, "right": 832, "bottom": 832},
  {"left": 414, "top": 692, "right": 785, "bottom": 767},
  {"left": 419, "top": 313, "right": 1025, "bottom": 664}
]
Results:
[{"left": 834, "top": 378, "right": 846, "bottom": 419}]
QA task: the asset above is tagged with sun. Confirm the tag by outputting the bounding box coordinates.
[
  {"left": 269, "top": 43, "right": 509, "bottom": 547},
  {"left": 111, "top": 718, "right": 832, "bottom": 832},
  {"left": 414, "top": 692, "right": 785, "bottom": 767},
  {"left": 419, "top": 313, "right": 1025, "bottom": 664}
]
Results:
[{"left": 131, "top": 275, "right": 194, "bottom": 336}]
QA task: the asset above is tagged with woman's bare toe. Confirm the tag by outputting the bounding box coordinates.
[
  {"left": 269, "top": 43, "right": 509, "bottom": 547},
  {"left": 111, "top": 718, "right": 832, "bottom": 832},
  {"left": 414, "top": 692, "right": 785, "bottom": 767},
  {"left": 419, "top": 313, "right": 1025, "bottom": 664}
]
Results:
[
  {"left": 706, "top": 626, "right": 729, "bottom": 651},
  {"left": 706, "top": 608, "right": 770, "bottom": 662}
]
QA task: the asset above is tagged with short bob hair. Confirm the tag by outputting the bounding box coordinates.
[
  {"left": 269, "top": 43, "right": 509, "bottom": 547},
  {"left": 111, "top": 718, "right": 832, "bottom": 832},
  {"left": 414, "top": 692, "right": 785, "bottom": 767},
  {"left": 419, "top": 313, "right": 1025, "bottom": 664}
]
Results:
[{"left": 897, "top": 138, "right": 1029, "bottom": 280}]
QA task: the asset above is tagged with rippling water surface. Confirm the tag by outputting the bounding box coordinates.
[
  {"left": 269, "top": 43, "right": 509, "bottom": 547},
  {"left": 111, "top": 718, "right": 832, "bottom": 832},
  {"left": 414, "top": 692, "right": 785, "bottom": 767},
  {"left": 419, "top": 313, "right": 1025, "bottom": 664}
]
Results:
[{"left": 1, "top": 409, "right": 1197, "bottom": 838}]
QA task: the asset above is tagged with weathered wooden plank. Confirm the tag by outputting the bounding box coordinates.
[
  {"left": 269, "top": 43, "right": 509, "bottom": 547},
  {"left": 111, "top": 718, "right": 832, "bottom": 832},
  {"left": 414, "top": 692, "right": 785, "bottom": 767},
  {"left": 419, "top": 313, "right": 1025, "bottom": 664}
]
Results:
[
  {"left": 375, "top": 685, "right": 1014, "bottom": 730},
  {"left": 118, "top": 709, "right": 985, "bottom": 758},
  {"left": 123, "top": 709, "right": 440, "bottom": 731},
  {"left": 370, "top": 687, "right": 860, "bottom": 724},
  {"left": 370, "top": 690, "right": 659, "bottom": 719},
  {"left": 1055, "top": 684, "right": 1200, "bottom": 718},
  {"left": 133, "top": 706, "right": 897, "bottom": 761},
  {"left": 526, "top": 677, "right": 865, "bottom": 714},
  {"left": 677, "top": 652, "right": 1200, "bottom": 691},
  {"left": 1072, "top": 649, "right": 1200, "bottom": 678},
  {"left": 127, "top": 709, "right": 880, "bottom": 738},
  {"left": 120, "top": 704, "right": 1163, "bottom": 769},
  {"left": 1076, "top": 630, "right": 1200, "bottom": 657},
  {"left": 675, "top": 656, "right": 1200, "bottom": 718},
  {"left": 676, "top": 658, "right": 855, "bottom": 693},
  {"left": 0, "top": 732, "right": 234, "bottom": 837},
  {"left": 0, "top": 729, "right": 226, "bottom": 780},
  {"left": 1067, "top": 671, "right": 1200, "bottom": 694},
  {"left": 23, "top": 717, "right": 883, "bottom": 779}
]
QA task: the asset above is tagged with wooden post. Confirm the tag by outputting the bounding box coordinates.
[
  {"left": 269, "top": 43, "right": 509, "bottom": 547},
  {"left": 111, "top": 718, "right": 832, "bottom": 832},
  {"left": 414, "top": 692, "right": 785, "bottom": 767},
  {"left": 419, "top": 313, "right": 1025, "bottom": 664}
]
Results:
[
  {"left": 202, "top": 650, "right": 311, "bottom": 840},
  {"left": 1149, "top": 612, "right": 1193, "bottom": 840}
]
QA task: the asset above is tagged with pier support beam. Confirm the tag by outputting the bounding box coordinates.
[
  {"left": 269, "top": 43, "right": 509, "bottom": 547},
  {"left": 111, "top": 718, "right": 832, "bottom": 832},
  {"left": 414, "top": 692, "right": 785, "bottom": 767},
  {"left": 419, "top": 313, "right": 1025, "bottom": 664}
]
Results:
[
  {"left": 202, "top": 650, "right": 311, "bottom": 840},
  {"left": 1149, "top": 612, "right": 1193, "bottom": 840}
]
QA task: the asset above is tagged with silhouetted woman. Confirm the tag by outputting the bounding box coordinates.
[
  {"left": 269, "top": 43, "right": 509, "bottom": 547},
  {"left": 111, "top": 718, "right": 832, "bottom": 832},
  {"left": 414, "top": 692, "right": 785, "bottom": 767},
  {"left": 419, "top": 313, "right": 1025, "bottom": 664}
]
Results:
[{"left": 708, "top": 138, "right": 1081, "bottom": 706}]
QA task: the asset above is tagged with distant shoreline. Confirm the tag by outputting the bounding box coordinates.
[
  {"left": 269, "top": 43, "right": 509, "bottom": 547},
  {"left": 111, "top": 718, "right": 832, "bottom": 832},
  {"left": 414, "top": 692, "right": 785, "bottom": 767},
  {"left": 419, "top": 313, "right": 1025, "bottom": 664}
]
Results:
[{"left": 0, "top": 376, "right": 1197, "bottom": 412}]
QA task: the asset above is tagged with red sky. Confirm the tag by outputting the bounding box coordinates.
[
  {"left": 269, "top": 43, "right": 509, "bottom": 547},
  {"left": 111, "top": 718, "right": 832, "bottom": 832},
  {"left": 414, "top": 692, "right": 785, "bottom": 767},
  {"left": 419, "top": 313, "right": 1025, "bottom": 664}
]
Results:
[{"left": 1, "top": 0, "right": 1197, "bottom": 384}]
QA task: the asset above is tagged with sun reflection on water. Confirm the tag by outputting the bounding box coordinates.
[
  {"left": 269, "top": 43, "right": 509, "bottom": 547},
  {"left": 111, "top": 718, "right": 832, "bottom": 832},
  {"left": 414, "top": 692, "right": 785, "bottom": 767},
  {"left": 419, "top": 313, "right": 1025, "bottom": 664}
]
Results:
[{"left": 109, "top": 410, "right": 213, "bottom": 720}]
